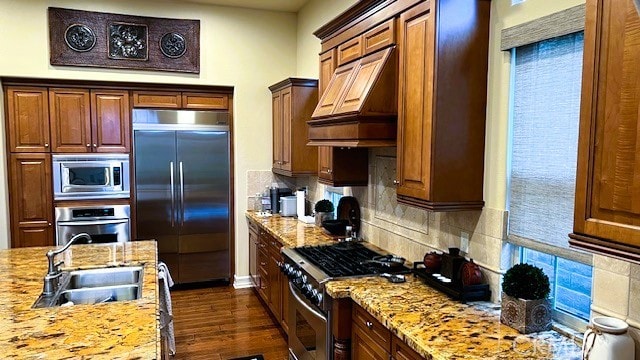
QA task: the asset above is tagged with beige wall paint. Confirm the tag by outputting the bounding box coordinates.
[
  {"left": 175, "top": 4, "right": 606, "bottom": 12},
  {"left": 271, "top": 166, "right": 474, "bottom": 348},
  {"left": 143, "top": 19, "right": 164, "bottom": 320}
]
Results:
[
  {"left": 0, "top": 0, "right": 298, "bottom": 280},
  {"left": 296, "top": 0, "right": 357, "bottom": 78}
]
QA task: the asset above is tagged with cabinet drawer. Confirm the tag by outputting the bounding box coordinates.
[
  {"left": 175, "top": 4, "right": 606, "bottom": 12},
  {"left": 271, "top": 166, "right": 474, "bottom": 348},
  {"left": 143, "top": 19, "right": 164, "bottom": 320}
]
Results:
[
  {"left": 182, "top": 92, "right": 229, "bottom": 110},
  {"left": 353, "top": 303, "right": 391, "bottom": 353},
  {"left": 363, "top": 19, "right": 396, "bottom": 55},
  {"left": 268, "top": 236, "right": 281, "bottom": 253},
  {"left": 248, "top": 219, "right": 259, "bottom": 233},
  {"left": 337, "top": 37, "right": 363, "bottom": 66},
  {"left": 132, "top": 91, "right": 182, "bottom": 108},
  {"left": 257, "top": 267, "right": 269, "bottom": 300},
  {"left": 391, "top": 336, "right": 424, "bottom": 360},
  {"left": 258, "top": 248, "right": 269, "bottom": 272}
]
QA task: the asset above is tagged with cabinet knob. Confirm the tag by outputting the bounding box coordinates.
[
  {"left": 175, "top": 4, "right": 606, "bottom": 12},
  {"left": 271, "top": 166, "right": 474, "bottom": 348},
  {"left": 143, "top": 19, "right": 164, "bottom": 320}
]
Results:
[
  {"left": 260, "top": 262, "right": 267, "bottom": 266},
  {"left": 365, "top": 321, "right": 373, "bottom": 329},
  {"left": 44, "top": 143, "right": 49, "bottom": 148},
  {"left": 93, "top": 143, "right": 97, "bottom": 147},
  {"left": 48, "top": 222, "right": 52, "bottom": 226},
  {"left": 393, "top": 180, "right": 400, "bottom": 185},
  {"left": 327, "top": 169, "right": 332, "bottom": 174},
  {"left": 86, "top": 144, "right": 91, "bottom": 147}
]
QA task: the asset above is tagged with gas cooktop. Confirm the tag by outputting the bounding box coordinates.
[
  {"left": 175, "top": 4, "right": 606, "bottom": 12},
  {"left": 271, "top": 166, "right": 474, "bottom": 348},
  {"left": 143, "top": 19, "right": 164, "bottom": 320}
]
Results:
[{"left": 293, "top": 241, "right": 410, "bottom": 278}]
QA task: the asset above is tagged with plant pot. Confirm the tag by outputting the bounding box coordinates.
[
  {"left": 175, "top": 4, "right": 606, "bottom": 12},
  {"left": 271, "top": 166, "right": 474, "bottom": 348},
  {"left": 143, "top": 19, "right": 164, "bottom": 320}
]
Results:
[
  {"left": 315, "top": 212, "right": 333, "bottom": 226},
  {"left": 500, "top": 293, "right": 552, "bottom": 334}
]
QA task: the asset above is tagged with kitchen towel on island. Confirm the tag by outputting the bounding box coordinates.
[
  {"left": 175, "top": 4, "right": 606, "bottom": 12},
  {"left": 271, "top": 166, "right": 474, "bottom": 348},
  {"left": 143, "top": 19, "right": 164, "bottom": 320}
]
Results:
[{"left": 158, "top": 262, "right": 175, "bottom": 355}]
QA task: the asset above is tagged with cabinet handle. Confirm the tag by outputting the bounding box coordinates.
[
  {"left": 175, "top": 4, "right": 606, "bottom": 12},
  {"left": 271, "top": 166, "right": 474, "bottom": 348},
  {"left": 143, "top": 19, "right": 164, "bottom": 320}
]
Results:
[
  {"left": 365, "top": 321, "right": 373, "bottom": 329},
  {"left": 260, "top": 262, "right": 267, "bottom": 266},
  {"left": 327, "top": 169, "right": 332, "bottom": 174},
  {"left": 271, "top": 241, "right": 276, "bottom": 246},
  {"left": 393, "top": 179, "right": 400, "bottom": 185},
  {"left": 260, "top": 243, "right": 266, "bottom": 248}
]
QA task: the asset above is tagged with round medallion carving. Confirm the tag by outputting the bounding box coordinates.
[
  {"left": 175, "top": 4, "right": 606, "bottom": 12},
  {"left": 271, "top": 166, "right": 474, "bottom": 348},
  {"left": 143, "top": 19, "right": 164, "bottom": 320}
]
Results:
[
  {"left": 64, "top": 24, "right": 96, "bottom": 52},
  {"left": 160, "top": 32, "right": 186, "bottom": 58}
]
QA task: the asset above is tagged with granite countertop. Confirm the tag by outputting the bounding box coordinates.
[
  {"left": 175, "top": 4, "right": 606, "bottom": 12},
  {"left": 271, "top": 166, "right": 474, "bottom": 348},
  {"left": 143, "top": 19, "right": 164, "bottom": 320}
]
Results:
[
  {"left": 0, "top": 241, "right": 159, "bottom": 359},
  {"left": 246, "top": 211, "right": 339, "bottom": 247},
  {"left": 247, "top": 212, "right": 583, "bottom": 360}
]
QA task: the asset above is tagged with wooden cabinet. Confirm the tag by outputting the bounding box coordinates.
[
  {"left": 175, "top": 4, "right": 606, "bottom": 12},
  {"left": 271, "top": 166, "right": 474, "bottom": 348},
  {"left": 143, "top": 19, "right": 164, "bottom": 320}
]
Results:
[
  {"left": 249, "top": 221, "right": 288, "bottom": 334},
  {"left": 49, "top": 89, "right": 130, "bottom": 153},
  {"left": 391, "top": 336, "right": 423, "bottom": 360},
  {"left": 395, "top": 0, "right": 490, "bottom": 211},
  {"left": 132, "top": 91, "right": 229, "bottom": 110},
  {"left": 318, "top": 147, "right": 368, "bottom": 186},
  {"left": 5, "top": 87, "right": 50, "bottom": 153},
  {"left": 352, "top": 303, "right": 391, "bottom": 360},
  {"left": 569, "top": 0, "right": 640, "bottom": 260},
  {"left": 248, "top": 219, "right": 259, "bottom": 287},
  {"left": 9, "top": 153, "right": 53, "bottom": 247},
  {"left": 317, "top": 50, "right": 369, "bottom": 186},
  {"left": 269, "top": 78, "right": 318, "bottom": 177}
]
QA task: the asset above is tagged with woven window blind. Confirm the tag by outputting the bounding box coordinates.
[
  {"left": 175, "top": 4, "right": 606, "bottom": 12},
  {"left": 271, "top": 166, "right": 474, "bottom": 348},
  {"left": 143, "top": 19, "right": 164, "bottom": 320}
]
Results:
[{"left": 508, "top": 32, "right": 588, "bottom": 263}]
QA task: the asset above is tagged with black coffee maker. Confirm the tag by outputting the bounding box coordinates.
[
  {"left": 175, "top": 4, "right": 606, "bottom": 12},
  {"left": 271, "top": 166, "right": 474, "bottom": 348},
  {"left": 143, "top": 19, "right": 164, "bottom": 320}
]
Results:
[{"left": 270, "top": 187, "right": 292, "bottom": 214}]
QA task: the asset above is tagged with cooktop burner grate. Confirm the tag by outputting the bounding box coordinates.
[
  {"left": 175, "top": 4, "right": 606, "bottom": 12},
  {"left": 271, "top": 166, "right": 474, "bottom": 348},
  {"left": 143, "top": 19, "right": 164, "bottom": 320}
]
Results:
[{"left": 293, "top": 242, "right": 409, "bottom": 278}]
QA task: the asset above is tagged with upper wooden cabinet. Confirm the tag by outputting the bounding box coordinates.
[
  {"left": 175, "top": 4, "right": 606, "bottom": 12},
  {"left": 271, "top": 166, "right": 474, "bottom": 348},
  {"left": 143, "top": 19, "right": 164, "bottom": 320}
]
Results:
[
  {"left": 9, "top": 153, "right": 53, "bottom": 247},
  {"left": 132, "top": 90, "right": 229, "bottom": 110},
  {"left": 269, "top": 78, "right": 318, "bottom": 177},
  {"left": 395, "top": 0, "right": 490, "bottom": 211},
  {"left": 570, "top": 0, "right": 640, "bottom": 260},
  {"left": 49, "top": 88, "right": 130, "bottom": 153},
  {"left": 5, "top": 87, "right": 50, "bottom": 153},
  {"left": 317, "top": 48, "right": 369, "bottom": 187}
]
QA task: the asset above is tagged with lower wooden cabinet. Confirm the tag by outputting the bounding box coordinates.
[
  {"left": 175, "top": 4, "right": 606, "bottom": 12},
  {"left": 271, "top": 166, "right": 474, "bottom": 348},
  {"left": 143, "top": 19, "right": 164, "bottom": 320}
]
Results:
[
  {"left": 249, "top": 220, "right": 288, "bottom": 335},
  {"left": 9, "top": 153, "right": 54, "bottom": 247},
  {"left": 352, "top": 303, "right": 424, "bottom": 360}
]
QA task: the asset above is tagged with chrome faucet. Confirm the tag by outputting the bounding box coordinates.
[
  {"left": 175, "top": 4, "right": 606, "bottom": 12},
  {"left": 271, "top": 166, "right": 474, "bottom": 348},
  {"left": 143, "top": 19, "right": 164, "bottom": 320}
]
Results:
[{"left": 43, "top": 233, "right": 93, "bottom": 295}]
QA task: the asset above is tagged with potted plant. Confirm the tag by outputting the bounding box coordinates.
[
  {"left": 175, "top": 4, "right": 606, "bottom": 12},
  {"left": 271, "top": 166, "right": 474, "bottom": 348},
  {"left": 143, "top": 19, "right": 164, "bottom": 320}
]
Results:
[
  {"left": 314, "top": 199, "right": 334, "bottom": 226},
  {"left": 500, "top": 263, "right": 552, "bottom": 334}
]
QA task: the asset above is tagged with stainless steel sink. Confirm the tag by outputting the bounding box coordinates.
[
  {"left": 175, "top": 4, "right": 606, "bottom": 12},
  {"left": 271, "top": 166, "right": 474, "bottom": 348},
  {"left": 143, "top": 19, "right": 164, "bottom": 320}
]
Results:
[
  {"left": 55, "top": 285, "right": 141, "bottom": 305},
  {"left": 33, "top": 266, "right": 144, "bottom": 308},
  {"left": 66, "top": 266, "right": 143, "bottom": 289}
]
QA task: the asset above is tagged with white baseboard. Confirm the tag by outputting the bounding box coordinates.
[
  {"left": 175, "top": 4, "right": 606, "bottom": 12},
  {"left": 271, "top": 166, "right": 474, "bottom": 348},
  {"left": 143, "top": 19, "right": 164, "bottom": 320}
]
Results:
[{"left": 233, "top": 275, "right": 254, "bottom": 289}]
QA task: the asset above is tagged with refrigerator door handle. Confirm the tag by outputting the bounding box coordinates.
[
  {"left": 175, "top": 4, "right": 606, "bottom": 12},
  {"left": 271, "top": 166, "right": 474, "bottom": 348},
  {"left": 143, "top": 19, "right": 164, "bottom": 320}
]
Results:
[
  {"left": 179, "top": 161, "right": 184, "bottom": 227},
  {"left": 170, "top": 161, "right": 175, "bottom": 227}
]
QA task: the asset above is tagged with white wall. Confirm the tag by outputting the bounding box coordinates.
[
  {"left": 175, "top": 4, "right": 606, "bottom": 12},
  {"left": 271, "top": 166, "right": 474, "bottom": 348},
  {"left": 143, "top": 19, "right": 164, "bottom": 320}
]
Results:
[{"left": 0, "top": 0, "right": 298, "bottom": 279}]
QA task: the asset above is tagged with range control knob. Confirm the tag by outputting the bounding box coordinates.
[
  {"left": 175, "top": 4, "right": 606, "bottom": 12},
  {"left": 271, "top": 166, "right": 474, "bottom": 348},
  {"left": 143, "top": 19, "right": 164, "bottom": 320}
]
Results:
[
  {"left": 314, "top": 292, "right": 323, "bottom": 306},
  {"left": 300, "top": 275, "right": 308, "bottom": 284},
  {"left": 302, "top": 284, "right": 313, "bottom": 296}
]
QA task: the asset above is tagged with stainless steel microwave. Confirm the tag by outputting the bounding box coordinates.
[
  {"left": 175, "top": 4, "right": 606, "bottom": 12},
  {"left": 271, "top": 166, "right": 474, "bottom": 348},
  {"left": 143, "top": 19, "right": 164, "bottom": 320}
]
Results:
[{"left": 52, "top": 154, "right": 130, "bottom": 200}]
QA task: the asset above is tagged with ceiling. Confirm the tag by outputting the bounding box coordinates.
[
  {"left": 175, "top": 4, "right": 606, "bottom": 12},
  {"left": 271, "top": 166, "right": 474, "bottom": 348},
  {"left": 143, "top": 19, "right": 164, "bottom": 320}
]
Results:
[{"left": 172, "top": 0, "right": 311, "bottom": 12}]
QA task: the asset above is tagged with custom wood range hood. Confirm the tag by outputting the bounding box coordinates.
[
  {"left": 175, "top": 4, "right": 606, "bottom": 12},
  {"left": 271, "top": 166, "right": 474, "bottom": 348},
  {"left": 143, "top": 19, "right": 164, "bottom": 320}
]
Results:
[{"left": 307, "top": 46, "right": 398, "bottom": 147}]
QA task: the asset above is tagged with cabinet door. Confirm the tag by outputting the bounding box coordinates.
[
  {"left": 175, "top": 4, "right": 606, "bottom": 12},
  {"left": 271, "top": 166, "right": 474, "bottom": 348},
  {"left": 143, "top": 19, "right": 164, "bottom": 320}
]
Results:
[
  {"left": 571, "top": 0, "right": 640, "bottom": 251},
  {"left": 280, "top": 87, "right": 292, "bottom": 172},
  {"left": 91, "top": 90, "right": 130, "bottom": 153},
  {"left": 352, "top": 324, "right": 389, "bottom": 360},
  {"left": 248, "top": 222, "right": 259, "bottom": 287},
  {"left": 319, "top": 49, "right": 337, "bottom": 94},
  {"left": 268, "top": 238, "right": 282, "bottom": 321},
  {"left": 6, "top": 87, "right": 50, "bottom": 153},
  {"left": 9, "top": 153, "right": 53, "bottom": 247},
  {"left": 49, "top": 88, "right": 91, "bottom": 153},
  {"left": 272, "top": 91, "right": 283, "bottom": 170},
  {"left": 132, "top": 91, "right": 182, "bottom": 108},
  {"left": 182, "top": 93, "right": 228, "bottom": 110},
  {"left": 396, "top": 3, "right": 435, "bottom": 201},
  {"left": 313, "top": 61, "right": 358, "bottom": 118},
  {"left": 318, "top": 146, "right": 334, "bottom": 183}
]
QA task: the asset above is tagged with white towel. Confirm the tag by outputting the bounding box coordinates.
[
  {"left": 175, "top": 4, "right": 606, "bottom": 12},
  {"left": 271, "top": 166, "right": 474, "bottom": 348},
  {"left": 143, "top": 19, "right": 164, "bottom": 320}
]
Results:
[{"left": 158, "top": 262, "right": 175, "bottom": 356}]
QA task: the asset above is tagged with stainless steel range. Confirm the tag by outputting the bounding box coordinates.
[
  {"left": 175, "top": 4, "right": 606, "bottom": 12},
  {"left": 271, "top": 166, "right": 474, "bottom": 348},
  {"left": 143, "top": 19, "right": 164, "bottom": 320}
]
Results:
[{"left": 281, "top": 241, "right": 410, "bottom": 360}]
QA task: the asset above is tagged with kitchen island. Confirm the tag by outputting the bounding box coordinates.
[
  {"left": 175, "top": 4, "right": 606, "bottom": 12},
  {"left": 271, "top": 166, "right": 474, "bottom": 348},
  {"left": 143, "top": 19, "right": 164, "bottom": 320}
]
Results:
[
  {"left": 0, "top": 240, "right": 159, "bottom": 359},
  {"left": 246, "top": 212, "right": 583, "bottom": 359}
]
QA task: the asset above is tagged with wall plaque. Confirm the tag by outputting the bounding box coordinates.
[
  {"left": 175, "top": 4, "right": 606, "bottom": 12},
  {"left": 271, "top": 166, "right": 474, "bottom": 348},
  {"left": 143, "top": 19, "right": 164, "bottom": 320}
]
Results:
[{"left": 49, "top": 7, "right": 200, "bottom": 73}]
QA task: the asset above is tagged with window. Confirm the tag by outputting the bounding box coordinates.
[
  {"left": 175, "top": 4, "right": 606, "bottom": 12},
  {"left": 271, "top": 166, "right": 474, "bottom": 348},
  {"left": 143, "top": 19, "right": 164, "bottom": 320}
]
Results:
[
  {"left": 323, "top": 187, "right": 344, "bottom": 218},
  {"left": 507, "top": 32, "right": 592, "bottom": 327}
]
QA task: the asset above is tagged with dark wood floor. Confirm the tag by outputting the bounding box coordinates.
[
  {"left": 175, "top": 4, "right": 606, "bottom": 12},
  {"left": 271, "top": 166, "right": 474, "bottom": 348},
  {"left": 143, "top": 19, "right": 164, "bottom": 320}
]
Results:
[{"left": 171, "top": 285, "right": 289, "bottom": 360}]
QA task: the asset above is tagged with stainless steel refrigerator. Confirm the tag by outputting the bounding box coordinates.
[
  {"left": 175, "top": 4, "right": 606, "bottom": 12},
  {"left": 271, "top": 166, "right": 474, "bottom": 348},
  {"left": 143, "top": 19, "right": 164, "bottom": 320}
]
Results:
[{"left": 133, "top": 109, "right": 230, "bottom": 284}]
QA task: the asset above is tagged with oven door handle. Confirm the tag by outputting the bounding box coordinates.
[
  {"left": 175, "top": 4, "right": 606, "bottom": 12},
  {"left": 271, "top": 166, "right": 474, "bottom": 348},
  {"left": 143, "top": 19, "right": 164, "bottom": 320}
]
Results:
[
  {"left": 57, "top": 219, "right": 129, "bottom": 226},
  {"left": 288, "top": 282, "right": 326, "bottom": 321}
]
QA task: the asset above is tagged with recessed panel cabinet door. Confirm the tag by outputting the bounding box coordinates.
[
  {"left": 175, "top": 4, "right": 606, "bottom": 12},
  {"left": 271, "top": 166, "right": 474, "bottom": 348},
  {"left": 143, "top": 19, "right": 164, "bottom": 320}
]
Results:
[
  {"left": 280, "top": 87, "right": 292, "bottom": 172},
  {"left": 312, "top": 61, "right": 358, "bottom": 118},
  {"left": 396, "top": 4, "right": 435, "bottom": 200},
  {"left": 6, "top": 87, "right": 50, "bottom": 153},
  {"left": 272, "top": 91, "right": 283, "bottom": 170},
  {"left": 49, "top": 88, "right": 91, "bottom": 153},
  {"left": 571, "top": 0, "right": 640, "bottom": 251},
  {"left": 9, "top": 153, "right": 53, "bottom": 247},
  {"left": 91, "top": 90, "right": 130, "bottom": 153}
]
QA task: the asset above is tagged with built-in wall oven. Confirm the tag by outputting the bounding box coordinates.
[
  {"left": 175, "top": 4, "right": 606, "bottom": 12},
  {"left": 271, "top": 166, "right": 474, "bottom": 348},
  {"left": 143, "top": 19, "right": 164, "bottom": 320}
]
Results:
[
  {"left": 55, "top": 205, "right": 131, "bottom": 246},
  {"left": 52, "top": 154, "right": 130, "bottom": 200}
]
